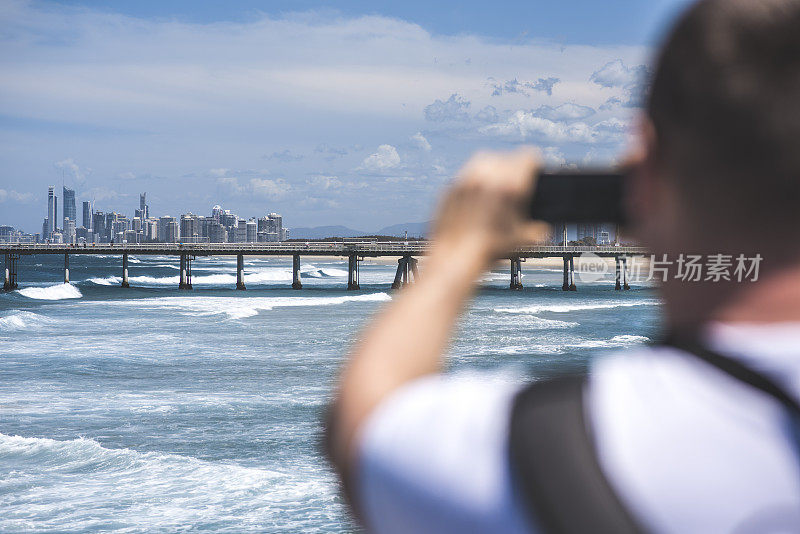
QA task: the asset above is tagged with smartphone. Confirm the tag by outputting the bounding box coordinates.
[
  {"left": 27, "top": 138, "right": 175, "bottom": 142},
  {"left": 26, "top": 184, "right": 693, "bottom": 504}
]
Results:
[{"left": 528, "top": 171, "right": 626, "bottom": 224}]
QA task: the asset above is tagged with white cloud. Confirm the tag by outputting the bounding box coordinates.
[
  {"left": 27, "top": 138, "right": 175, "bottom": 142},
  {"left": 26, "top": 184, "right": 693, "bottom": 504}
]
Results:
[
  {"left": 55, "top": 158, "right": 90, "bottom": 185},
  {"left": 542, "top": 147, "right": 567, "bottom": 167},
  {"left": 534, "top": 103, "right": 595, "bottom": 121},
  {"left": 478, "top": 110, "right": 624, "bottom": 145},
  {"left": 307, "top": 175, "right": 343, "bottom": 190},
  {"left": 0, "top": 189, "right": 34, "bottom": 203},
  {"left": 410, "top": 132, "right": 431, "bottom": 152},
  {"left": 424, "top": 94, "right": 470, "bottom": 122},
  {"left": 250, "top": 178, "right": 289, "bottom": 199},
  {"left": 360, "top": 144, "right": 401, "bottom": 171}
]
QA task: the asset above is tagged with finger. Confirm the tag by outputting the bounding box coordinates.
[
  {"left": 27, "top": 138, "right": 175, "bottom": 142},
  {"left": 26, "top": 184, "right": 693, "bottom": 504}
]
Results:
[{"left": 514, "top": 221, "right": 551, "bottom": 246}]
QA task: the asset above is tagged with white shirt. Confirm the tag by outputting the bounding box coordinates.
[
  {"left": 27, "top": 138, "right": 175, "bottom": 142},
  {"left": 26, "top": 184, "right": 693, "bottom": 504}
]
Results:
[{"left": 356, "top": 323, "right": 800, "bottom": 533}]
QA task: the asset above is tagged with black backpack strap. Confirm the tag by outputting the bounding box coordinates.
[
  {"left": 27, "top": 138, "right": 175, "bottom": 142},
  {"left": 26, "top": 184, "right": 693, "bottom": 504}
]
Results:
[
  {"left": 509, "top": 340, "right": 800, "bottom": 534},
  {"left": 509, "top": 375, "right": 644, "bottom": 534}
]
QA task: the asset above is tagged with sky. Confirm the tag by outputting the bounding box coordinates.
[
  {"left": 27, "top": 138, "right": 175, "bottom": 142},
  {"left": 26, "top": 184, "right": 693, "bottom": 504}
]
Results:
[{"left": 0, "top": 0, "right": 694, "bottom": 233}]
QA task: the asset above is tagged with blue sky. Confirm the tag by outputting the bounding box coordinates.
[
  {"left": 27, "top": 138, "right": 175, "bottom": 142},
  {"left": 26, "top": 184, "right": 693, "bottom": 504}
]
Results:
[{"left": 0, "top": 0, "right": 693, "bottom": 233}]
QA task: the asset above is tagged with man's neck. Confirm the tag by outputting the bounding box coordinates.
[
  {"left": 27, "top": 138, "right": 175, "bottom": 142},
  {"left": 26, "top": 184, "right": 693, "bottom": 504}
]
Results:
[{"left": 662, "top": 262, "right": 800, "bottom": 337}]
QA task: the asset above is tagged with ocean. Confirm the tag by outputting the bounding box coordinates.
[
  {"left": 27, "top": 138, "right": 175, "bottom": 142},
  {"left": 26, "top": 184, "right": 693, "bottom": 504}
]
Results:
[{"left": 0, "top": 253, "right": 660, "bottom": 532}]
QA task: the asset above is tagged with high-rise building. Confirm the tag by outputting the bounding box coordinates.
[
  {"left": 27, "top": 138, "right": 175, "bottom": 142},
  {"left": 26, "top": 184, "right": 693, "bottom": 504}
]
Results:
[
  {"left": 82, "top": 201, "right": 91, "bottom": 229},
  {"left": 63, "top": 187, "right": 76, "bottom": 232},
  {"left": 63, "top": 218, "right": 76, "bottom": 244},
  {"left": 246, "top": 219, "right": 257, "bottom": 242},
  {"left": 47, "top": 186, "right": 55, "bottom": 238},
  {"left": 158, "top": 216, "right": 179, "bottom": 243},
  {"left": 138, "top": 193, "right": 149, "bottom": 220},
  {"left": 92, "top": 211, "right": 106, "bottom": 242}
]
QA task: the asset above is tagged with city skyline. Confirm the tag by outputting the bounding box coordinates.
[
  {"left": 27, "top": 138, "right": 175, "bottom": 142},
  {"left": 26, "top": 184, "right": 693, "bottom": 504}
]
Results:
[{"left": 19, "top": 185, "right": 289, "bottom": 245}]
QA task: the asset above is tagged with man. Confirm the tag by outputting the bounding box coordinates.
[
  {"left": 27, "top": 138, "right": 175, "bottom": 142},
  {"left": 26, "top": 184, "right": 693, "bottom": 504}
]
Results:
[{"left": 327, "top": 0, "right": 800, "bottom": 531}]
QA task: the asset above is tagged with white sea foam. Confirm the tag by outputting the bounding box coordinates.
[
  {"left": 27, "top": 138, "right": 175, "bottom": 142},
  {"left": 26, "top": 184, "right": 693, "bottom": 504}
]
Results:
[
  {"left": 97, "top": 292, "right": 391, "bottom": 319},
  {"left": 494, "top": 300, "right": 659, "bottom": 314},
  {"left": 86, "top": 264, "right": 349, "bottom": 287},
  {"left": 17, "top": 284, "right": 82, "bottom": 300},
  {"left": 0, "top": 432, "right": 333, "bottom": 532},
  {"left": 0, "top": 311, "right": 50, "bottom": 332},
  {"left": 573, "top": 334, "right": 651, "bottom": 348}
]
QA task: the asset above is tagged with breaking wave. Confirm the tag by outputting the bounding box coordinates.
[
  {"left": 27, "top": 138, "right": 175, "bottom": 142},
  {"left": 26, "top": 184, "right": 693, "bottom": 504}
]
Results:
[
  {"left": 494, "top": 300, "right": 659, "bottom": 314},
  {"left": 86, "top": 264, "right": 348, "bottom": 287},
  {"left": 0, "top": 432, "right": 333, "bottom": 532},
  {"left": 97, "top": 292, "right": 392, "bottom": 319},
  {"left": 17, "top": 284, "right": 82, "bottom": 300},
  {"left": 0, "top": 311, "right": 50, "bottom": 332}
]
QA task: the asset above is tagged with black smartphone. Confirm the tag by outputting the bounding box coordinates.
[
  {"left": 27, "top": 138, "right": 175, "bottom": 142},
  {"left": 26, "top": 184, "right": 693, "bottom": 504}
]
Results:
[{"left": 528, "top": 171, "right": 626, "bottom": 224}]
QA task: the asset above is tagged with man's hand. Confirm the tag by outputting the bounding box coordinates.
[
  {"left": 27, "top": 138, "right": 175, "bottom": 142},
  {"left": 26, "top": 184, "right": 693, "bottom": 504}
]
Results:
[{"left": 429, "top": 147, "right": 549, "bottom": 279}]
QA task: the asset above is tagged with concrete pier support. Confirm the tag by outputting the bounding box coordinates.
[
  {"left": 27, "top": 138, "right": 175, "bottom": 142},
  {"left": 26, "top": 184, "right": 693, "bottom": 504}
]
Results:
[
  {"left": 615, "top": 256, "right": 621, "bottom": 290},
  {"left": 122, "top": 253, "right": 130, "bottom": 288},
  {"left": 64, "top": 254, "right": 70, "bottom": 284},
  {"left": 291, "top": 254, "right": 302, "bottom": 290},
  {"left": 622, "top": 256, "right": 630, "bottom": 290},
  {"left": 179, "top": 254, "right": 193, "bottom": 290},
  {"left": 3, "top": 254, "right": 19, "bottom": 290},
  {"left": 568, "top": 256, "right": 577, "bottom": 291},
  {"left": 409, "top": 257, "right": 419, "bottom": 282},
  {"left": 347, "top": 254, "right": 360, "bottom": 290},
  {"left": 562, "top": 256, "right": 570, "bottom": 291},
  {"left": 392, "top": 255, "right": 418, "bottom": 289},
  {"left": 236, "top": 254, "right": 246, "bottom": 290},
  {"left": 510, "top": 257, "right": 523, "bottom": 290}
]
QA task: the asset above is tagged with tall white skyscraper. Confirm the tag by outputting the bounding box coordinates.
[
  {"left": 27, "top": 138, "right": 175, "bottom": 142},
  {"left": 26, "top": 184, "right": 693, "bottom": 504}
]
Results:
[{"left": 47, "top": 186, "right": 55, "bottom": 238}]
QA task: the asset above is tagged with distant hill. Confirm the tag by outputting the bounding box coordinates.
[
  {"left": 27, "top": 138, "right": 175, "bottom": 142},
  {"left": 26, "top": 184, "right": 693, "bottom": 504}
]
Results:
[
  {"left": 376, "top": 221, "right": 430, "bottom": 238},
  {"left": 289, "top": 225, "right": 367, "bottom": 239},
  {"left": 289, "top": 221, "right": 430, "bottom": 239}
]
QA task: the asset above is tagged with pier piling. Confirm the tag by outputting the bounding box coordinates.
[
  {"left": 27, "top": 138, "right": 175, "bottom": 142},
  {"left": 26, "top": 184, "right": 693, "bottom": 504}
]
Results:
[
  {"left": 3, "top": 254, "right": 19, "bottom": 290},
  {"left": 122, "top": 253, "right": 130, "bottom": 288},
  {"left": 615, "top": 256, "right": 621, "bottom": 290},
  {"left": 392, "top": 257, "right": 406, "bottom": 290},
  {"left": 622, "top": 256, "right": 630, "bottom": 290},
  {"left": 64, "top": 254, "right": 70, "bottom": 284},
  {"left": 409, "top": 257, "right": 419, "bottom": 283},
  {"left": 347, "top": 254, "right": 360, "bottom": 290},
  {"left": 568, "top": 256, "right": 577, "bottom": 291},
  {"left": 562, "top": 256, "right": 569, "bottom": 291},
  {"left": 291, "top": 254, "right": 302, "bottom": 290},
  {"left": 236, "top": 254, "right": 246, "bottom": 290},
  {"left": 179, "top": 254, "right": 193, "bottom": 290},
  {"left": 510, "top": 257, "right": 523, "bottom": 290}
]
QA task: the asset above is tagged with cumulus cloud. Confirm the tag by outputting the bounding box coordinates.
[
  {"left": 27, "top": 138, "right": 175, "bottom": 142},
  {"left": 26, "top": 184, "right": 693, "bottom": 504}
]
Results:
[
  {"left": 55, "top": 158, "right": 90, "bottom": 185},
  {"left": 590, "top": 59, "right": 649, "bottom": 108},
  {"left": 250, "top": 178, "right": 289, "bottom": 199},
  {"left": 479, "top": 110, "right": 623, "bottom": 145},
  {"left": 307, "top": 175, "right": 343, "bottom": 190},
  {"left": 424, "top": 94, "right": 471, "bottom": 122},
  {"left": 360, "top": 144, "right": 401, "bottom": 171},
  {"left": 410, "top": 132, "right": 432, "bottom": 152},
  {"left": 534, "top": 103, "right": 595, "bottom": 121},
  {"left": 474, "top": 105, "right": 501, "bottom": 123},
  {"left": 542, "top": 147, "right": 567, "bottom": 167},
  {"left": 490, "top": 77, "right": 560, "bottom": 97},
  {"left": 0, "top": 189, "right": 34, "bottom": 203}
]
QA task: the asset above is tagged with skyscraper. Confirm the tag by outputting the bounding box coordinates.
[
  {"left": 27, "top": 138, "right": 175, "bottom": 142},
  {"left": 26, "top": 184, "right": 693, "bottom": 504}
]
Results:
[
  {"left": 63, "top": 187, "right": 76, "bottom": 231},
  {"left": 140, "top": 193, "right": 148, "bottom": 220},
  {"left": 47, "top": 186, "right": 55, "bottom": 239},
  {"left": 83, "top": 201, "right": 92, "bottom": 229}
]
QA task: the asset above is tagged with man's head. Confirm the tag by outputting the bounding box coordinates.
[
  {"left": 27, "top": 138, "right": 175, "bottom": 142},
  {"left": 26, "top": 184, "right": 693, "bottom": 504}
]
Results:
[
  {"left": 631, "top": 0, "right": 800, "bottom": 332},
  {"left": 636, "top": 0, "right": 800, "bottom": 256}
]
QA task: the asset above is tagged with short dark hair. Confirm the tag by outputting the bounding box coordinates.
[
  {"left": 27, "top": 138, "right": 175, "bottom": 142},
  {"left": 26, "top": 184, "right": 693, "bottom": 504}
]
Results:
[{"left": 648, "top": 0, "right": 800, "bottom": 237}]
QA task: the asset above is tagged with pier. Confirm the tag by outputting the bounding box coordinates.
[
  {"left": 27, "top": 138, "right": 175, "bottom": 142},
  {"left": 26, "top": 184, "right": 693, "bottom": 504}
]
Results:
[{"left": 1, "top": 242, "right": 647, "bottom": 291}]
